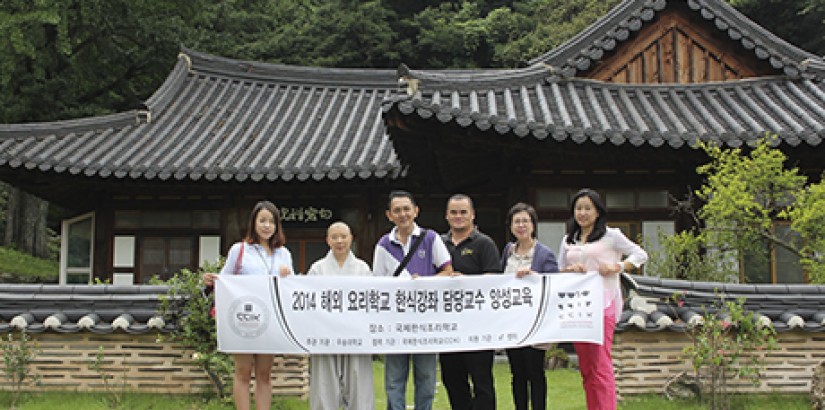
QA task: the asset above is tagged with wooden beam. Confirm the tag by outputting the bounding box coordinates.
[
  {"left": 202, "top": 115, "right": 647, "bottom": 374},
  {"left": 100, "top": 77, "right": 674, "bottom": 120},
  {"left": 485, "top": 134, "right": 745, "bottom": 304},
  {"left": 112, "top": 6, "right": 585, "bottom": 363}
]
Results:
[{"left": 587, "top": 6, "right": 775, "bottom": 83}]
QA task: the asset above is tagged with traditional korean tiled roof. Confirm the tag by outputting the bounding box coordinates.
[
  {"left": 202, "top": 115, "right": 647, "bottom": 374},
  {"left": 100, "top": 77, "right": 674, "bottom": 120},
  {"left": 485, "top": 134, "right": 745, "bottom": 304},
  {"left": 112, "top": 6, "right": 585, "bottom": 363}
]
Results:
[
  {"left": 529, "top": 0, "right": 825, "bottom": 79},
  {"left": 384, "top": 71, "right": 825, "bottom": 148},
  {"left": 0, "top": 48, "right": 403, "bottom": 182},
  {"left": 618, "top": 275, "right": 825, "bottom": 333},
  {"left": 383, "top": 0, "right": 825, "bottom": 149},
  {"left": 0, "top": 284, "right": 175, "bottom": 334}
]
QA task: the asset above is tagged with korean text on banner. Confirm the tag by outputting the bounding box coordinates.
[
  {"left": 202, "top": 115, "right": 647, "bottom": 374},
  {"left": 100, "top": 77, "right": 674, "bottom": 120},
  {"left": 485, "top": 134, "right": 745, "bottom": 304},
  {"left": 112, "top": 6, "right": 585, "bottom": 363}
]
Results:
[{"left": 215, "top": 272, "right": 603, "bottom": 354}]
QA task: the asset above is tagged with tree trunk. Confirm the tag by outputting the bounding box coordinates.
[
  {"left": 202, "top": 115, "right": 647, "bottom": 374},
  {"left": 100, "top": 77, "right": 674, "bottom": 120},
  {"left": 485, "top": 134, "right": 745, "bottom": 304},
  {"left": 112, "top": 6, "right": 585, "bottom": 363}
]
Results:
[
  {"left": 3, "top": 185, "right": 19, "bottom": 246},
  {"left": 3, "top": 186, "right": 49, "bottom": 258}
]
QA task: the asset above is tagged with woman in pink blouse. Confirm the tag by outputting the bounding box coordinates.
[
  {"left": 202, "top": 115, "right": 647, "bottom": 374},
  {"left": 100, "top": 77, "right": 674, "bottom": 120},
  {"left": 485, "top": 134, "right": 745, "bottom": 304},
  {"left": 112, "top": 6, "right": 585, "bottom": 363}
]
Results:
[{"left": 558, "top": 189, "right": 648, "bottom": 410}]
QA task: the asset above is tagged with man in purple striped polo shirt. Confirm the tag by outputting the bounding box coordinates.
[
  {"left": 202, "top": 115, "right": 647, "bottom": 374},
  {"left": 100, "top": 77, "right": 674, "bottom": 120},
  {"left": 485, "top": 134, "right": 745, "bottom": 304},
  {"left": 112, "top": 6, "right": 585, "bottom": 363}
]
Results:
[{"left": 373, "top": 190, "right": 453, "bottom": 410}]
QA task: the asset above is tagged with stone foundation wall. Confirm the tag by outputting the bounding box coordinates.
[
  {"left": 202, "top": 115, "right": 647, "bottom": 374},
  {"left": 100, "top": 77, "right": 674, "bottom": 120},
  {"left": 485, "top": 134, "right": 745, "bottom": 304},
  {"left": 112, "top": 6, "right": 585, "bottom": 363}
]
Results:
[
  {"left": 0, "top": 332, "right": 308, "bottom": 397},
  {"left": 4, "top": 329, "right": 820, "bottom": 398},
  {"left": 614, "top": 330, "right": 825, "bottom": 395}
]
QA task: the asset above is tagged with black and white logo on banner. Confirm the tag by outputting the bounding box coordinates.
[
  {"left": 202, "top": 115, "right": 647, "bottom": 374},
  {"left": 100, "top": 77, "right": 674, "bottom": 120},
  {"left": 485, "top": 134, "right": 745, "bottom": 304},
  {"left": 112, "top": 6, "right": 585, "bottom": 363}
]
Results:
[{"left": 227, "top": 296, "right": 270, "bottom": 338}]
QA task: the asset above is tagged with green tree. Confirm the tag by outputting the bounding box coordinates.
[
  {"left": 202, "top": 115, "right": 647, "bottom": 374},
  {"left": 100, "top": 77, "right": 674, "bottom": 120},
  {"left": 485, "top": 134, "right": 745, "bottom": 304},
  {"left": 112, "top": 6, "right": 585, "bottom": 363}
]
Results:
[
  {"left": 651, "top": 137, "right": 825, "bottom": 283},
  {"left": 0, "top": 0, "right": 199, "bottom": 123},
  {"left": 496, "top": 0, "right": 624, "bottom": 65},
  {"left": 409, "top": 2, "right": 493, "bottom": 68},
  {"left": 729, "top": 0, "right": 825, "bottom": 56},
  {"left": 646, "top": 229, "right": 739, "bottom": 283},
  {"left": 394, "top": 0, "right": 624, "bottom": 69},
  {"left": 285, "top": 0, "right": 399, "bottom": 68}
]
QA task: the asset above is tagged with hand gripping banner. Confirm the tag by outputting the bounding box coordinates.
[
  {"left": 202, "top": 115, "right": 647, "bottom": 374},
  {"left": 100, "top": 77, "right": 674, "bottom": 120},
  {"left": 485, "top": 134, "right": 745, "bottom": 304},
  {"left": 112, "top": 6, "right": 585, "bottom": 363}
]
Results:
[{"left": 215, "top": 272, "right": 603, "bottom": 354}]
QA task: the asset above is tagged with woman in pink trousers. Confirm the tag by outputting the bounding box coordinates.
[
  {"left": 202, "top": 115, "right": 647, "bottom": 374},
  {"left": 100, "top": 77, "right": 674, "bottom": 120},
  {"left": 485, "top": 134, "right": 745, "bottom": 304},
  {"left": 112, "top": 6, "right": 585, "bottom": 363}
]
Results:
[{"left": 558, "top": 189, "right": 648, "bottom": 410}]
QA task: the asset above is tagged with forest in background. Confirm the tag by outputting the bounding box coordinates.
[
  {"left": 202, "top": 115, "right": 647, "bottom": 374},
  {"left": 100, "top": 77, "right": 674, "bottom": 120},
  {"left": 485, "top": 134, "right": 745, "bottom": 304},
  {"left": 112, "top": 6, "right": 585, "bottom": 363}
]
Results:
[{"left": 0, "top": 0, "right": 824, "bottom": 259}]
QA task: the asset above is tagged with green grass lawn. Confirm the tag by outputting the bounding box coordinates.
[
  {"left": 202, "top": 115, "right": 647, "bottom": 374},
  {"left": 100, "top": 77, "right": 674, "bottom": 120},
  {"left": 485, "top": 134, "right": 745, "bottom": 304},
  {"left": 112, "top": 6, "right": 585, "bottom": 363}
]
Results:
[
  {"left": 0, "top": 246, "right": 58, "bottom": 283},
  {"left": 0, "top": 358, "right": 810, "bottom": 409},
  {"left": 371, "top": 359, "right": 586, "bottom": 409}
]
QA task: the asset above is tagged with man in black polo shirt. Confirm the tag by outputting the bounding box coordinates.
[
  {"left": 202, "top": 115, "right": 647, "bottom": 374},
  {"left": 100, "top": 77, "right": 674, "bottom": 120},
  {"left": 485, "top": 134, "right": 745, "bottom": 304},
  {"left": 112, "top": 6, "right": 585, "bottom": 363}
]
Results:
[{"left": 440, "top": 194, "right": 501, "bottom": 410}]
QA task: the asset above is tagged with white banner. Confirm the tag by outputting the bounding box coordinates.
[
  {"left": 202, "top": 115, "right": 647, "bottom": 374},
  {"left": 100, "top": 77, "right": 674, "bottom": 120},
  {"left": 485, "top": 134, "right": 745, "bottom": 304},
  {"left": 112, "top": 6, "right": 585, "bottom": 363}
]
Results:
[{"left": 215, "top": 273, "right": 603, "bottom": 354}]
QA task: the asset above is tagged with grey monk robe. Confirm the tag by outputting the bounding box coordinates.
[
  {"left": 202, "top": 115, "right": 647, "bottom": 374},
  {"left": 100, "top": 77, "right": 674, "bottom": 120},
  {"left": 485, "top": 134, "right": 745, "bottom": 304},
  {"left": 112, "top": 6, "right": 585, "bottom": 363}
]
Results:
[{"left": 307, "top": 250, "right": 375, "bottom": 410}]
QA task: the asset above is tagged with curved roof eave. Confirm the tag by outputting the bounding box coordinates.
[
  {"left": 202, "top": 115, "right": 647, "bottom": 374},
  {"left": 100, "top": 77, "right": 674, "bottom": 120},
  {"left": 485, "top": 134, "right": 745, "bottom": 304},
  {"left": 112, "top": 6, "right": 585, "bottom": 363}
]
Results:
[
  {"left": 384, "top": 75, "right": 825, "bottom": 149},
  {"left": 0, "top": 48, "right": 404, "bottom": 184}
]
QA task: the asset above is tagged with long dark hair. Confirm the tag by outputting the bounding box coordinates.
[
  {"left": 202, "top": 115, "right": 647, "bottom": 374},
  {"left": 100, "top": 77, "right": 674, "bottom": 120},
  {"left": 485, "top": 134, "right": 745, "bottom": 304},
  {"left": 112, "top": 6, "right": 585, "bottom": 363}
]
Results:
[
  {"left": 565, "top": 189, "right": 608, "bottom": 244},
  {"left": 506, "top": 202, "right": 538, "bottom": 241},
  {"left": 244, "top": 200, "right": 286, "bottom": 248}
]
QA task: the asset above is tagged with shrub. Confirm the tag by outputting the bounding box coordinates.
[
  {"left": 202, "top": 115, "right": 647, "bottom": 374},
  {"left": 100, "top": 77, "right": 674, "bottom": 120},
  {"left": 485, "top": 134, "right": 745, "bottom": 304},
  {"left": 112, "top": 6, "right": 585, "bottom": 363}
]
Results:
[
  {"left": 2, "top": 330, "right": 41, "bottom": 409},
  {"left": 154, "top": 260, "right": 233, "bottom": 400},
  {"left": 680, "top": 296, "right": 777, "bottom": 410}
]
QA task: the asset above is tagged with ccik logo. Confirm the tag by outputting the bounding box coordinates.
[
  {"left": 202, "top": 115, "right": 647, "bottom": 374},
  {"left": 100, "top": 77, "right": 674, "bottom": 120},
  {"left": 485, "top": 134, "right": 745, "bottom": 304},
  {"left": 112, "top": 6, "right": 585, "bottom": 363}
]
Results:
[{"left": 227, "top": 296, "right": 270, "bottom": 339}]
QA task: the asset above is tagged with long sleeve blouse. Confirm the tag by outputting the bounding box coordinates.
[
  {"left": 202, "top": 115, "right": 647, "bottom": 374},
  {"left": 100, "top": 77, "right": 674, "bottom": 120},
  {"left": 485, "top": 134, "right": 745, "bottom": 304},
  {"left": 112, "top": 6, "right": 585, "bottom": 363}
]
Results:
[
  {"left": 558, "top": 227, "right": 647, "bottom": 320},
  {"left": 219, "top": 242, "right": 295, "bottom": 276}
]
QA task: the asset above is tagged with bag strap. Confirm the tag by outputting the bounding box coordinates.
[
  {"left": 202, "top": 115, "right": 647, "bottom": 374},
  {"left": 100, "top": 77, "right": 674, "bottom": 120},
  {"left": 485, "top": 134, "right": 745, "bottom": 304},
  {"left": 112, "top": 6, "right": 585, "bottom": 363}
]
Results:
[
  {"left": 234, "top": 242, "right": 244, "bottom": 275},
  {"left": 392, "top": 229, "right": 427, "bottom": 277}
]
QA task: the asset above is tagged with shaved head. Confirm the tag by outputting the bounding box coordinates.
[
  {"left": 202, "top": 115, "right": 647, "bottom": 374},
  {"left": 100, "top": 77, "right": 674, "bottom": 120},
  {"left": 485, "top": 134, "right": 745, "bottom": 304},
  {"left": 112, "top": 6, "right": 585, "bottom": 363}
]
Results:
[
  {"left": 327, "top": 221, "right": 351, "bottom": 236},
  {"left": 327, "top": 221, "right": 353, "bottom": 259}
]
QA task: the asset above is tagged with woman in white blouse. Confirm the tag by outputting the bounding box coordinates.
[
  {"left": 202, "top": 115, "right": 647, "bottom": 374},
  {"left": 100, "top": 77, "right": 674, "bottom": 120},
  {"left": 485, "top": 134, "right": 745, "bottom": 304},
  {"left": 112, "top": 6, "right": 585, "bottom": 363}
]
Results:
[
  {"left": 204, "top": 201, "right": 294, "bottom": 410},
  {"left": 558, "top": 189, "right": 647, "bottom": 410}
]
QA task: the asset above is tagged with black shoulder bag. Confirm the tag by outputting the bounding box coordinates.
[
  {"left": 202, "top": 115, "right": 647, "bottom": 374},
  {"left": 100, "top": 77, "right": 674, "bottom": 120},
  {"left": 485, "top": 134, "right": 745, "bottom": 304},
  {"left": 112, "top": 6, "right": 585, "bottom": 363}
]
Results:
[{"left": 392, "top": 229, "right": 427, "bottom": 277}]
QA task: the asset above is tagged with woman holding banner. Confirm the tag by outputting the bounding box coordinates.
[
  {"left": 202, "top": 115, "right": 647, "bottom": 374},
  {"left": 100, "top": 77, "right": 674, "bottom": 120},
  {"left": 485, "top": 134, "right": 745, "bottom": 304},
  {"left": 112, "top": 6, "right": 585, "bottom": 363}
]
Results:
[
  {"left": 499, "top": 202, "right": 558, "bottom": 410},
  {"left": 558, "top": 189, "right": 647, "bottom": 410},
  {"left": 203, "top": 200, "right": 294, "bottom": 410}
]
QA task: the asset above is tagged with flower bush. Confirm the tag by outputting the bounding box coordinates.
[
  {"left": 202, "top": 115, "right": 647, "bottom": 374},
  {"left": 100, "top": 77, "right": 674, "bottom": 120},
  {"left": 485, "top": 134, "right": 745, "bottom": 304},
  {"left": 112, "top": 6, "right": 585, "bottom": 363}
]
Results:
[
  {"left": 154, "top": 260, "right": 233, "bottom": 399},
  {"left": 680, "top": 296, "right": 777, "bottom": 410}
]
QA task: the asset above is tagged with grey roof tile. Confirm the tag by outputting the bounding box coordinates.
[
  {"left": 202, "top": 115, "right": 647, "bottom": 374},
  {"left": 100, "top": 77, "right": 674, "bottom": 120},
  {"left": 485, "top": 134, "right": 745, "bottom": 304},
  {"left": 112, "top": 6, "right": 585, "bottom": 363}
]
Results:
[
  {"left": 0, "top": 284, "right": 172, "bottom": 335},
  {"left": 0, "top": 49, "right": 402, "bottom": 182},
  {"left": 621, "top": 275, "right": 825, "bottom": 333},
  {"left": 382, "top": 0, "right": 825, "bottom": 148},
  {"left": 385, "top": 73, "right": 825, "bottom": 148}
]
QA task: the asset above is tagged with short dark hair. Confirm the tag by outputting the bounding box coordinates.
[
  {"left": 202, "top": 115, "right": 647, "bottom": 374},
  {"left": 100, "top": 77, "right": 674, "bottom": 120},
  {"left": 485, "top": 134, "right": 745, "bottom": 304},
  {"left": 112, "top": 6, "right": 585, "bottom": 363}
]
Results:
[
  {"left": 244, "top": 200, "right": 286, "bottom": 248},
  {"left": 565, "top": 188, "right": 608, "bottom": 244},
  {"left": 506, "top": 202, "right": 538, "bottom": 240},
  {"left": 387, "top": 190, "right": 416, "bottom": 209},
  {"left": 446, "top": 193, "right": 474, "bottom": 209}
]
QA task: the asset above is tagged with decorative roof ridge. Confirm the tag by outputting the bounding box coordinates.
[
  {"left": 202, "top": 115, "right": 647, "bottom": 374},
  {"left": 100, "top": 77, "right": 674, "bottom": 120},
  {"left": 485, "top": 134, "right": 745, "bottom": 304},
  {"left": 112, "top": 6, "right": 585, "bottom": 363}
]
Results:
[
  {"left": 0, "top": 110, "right": 144, "bottom": 140},
  {"left": 388, "top": 70, "right": 808, "bottom": 102},
  {"left": 528, "top": 0, "right": 825, "bottom": 79},
  {"left": 555, "top": 73, "right": 800, "bottom": 89},
  {"left": 143, "top": 53, "right": 191, "bottom": 114},
  {"left": 181, "top": 47, "right": 399, "bottom": 88},
  {"left": 0, "top": 283, "right": 170, "bottom": 296},
  {"left": 630, "top": 275, "right": 825, "bottom": 298},
  {"left": 389, "top": 62, "right": 564, "bottom": 100},
  {"left": 396, "top": 62, "right": 555, "bottom": 88}
]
